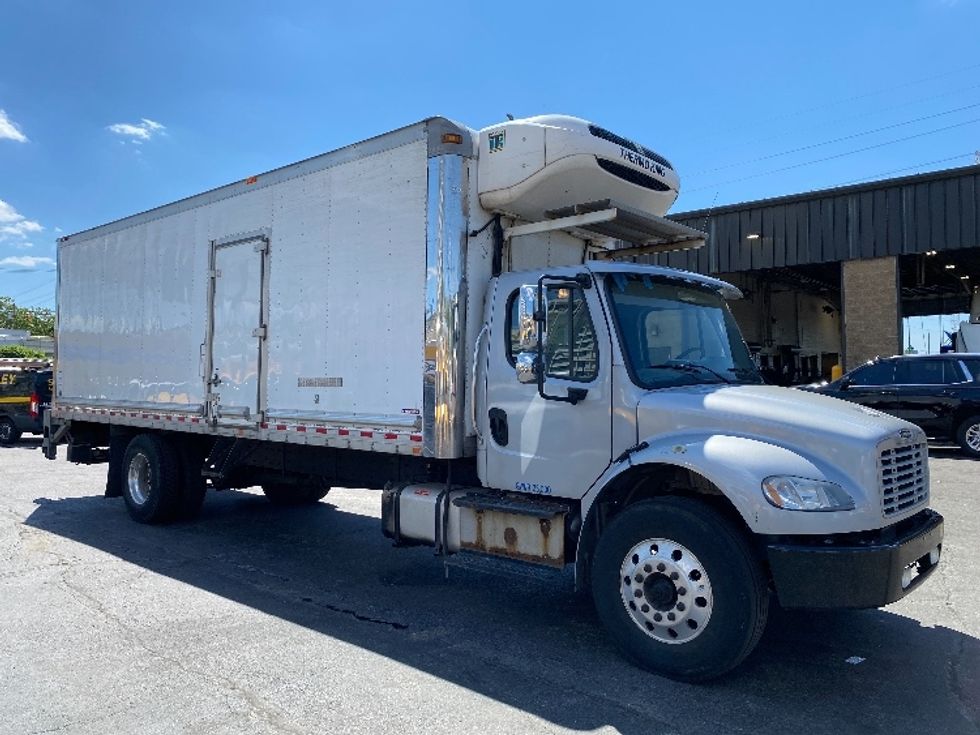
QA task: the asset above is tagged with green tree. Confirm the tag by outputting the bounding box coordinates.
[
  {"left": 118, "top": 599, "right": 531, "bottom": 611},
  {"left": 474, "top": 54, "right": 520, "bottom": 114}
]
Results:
[
  {"left": 0, "top": 296, "right": 55, "bottom": 337},
  {"left": 0, "top": 344, "right": 48, "bottom": 359}
]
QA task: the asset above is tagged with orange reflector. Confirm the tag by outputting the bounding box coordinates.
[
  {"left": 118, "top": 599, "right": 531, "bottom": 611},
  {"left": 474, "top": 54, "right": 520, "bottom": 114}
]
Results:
[
  {"left": 442, "top": 133, "right": 463, "bottom": 145},
  {"left": 245, "top": 175, "right": 258, "bottom": 185}
]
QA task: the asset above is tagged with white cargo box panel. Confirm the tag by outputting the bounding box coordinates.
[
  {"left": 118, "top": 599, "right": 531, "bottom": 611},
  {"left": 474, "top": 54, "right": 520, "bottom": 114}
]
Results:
[{"left": 56, "top": 118, "right": 478, "bottom": 458}]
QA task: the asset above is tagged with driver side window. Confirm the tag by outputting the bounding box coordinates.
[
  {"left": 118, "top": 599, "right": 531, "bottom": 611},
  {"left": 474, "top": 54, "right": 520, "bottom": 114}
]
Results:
[{"left": 507, "top": 286, "right": 599, "bottom": 383}]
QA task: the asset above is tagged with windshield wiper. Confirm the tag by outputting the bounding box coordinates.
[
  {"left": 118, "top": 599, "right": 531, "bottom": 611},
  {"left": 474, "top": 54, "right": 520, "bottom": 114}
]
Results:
[
  {"left": 726, "top": 366, "right": 763, "bottom": 381},
  {"left": 647, "top": 362, "right": 732, "bottom": 384}
]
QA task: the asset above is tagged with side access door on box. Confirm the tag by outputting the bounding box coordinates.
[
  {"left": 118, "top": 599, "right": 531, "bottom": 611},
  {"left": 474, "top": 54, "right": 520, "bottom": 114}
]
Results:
[{"left": 205, "top": 232, "right": 270, "bottom": 426}]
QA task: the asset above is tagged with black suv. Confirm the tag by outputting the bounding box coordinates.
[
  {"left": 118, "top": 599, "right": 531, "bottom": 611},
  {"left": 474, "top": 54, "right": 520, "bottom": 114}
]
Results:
[
  {"left": 806, "top": 354, "right": 980, "bottom": 456},
  {"left": 0, "top": 363, "right": 53, "bottom": 445}
]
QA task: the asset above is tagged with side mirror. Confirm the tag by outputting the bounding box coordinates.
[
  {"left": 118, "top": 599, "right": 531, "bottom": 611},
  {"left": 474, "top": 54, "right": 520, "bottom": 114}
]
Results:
[
  {"left": 516, "top": 284, "right": 547, "bottom": 353},
  {"left": 515, "top": 352, "right": 537, "bottom": 384},
  {"left": 837, "top": 378, "right": 851, "bottom": 390}
]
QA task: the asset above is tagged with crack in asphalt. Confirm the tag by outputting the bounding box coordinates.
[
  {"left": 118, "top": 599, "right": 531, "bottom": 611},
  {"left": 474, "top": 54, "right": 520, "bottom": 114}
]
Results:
[{"left": 298, "top": 595, "right": 409, "bottom": 630}]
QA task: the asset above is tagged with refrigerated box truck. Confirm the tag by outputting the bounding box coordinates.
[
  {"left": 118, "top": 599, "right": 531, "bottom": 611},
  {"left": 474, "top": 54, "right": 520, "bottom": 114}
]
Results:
[{"left": 45, "top": 114, "right": 944, "bottom": 680}]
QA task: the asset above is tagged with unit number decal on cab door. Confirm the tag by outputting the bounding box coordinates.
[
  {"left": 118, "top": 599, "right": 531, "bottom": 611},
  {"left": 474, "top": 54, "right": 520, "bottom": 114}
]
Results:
[{"left": 515, "top": 481, "right": 553, "bottom": 495}]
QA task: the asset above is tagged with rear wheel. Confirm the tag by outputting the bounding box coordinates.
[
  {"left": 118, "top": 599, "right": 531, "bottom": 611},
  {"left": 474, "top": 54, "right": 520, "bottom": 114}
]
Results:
[
  {"left": 591, "top": 496, "right": 768, "bottom": 682},
  {"left": 0, "top": 417, "right": 21, "bottom": 446},
  {"left": 122, "top": 434, "right": 182, "bottom": 523},
  {"left": 956, "top": 415, "right": 980, "bottom": 458},
  {"left": 261, "top": 479, "right": 330, "bottom": 505}
]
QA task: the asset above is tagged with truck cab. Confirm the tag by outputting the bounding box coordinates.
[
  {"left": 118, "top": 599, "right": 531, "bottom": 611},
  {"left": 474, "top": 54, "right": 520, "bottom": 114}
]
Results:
[{"left": 468, "top": 259, "right": 942, "bottom": 679}]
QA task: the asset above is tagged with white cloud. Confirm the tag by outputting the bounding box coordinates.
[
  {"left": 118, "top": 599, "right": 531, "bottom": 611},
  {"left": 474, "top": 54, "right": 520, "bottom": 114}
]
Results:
[
  {"left": 107, "top": 118, "right": 165, "bottom": 143},
  {"left": 0, "top": 199, "right": 43, "bottom": 242},
  {"left": 0, "top": 255, "right": 55, "bottom": 269},
  {"left": 0, "top": 109, "right": 28, "bottom": 143},
  {"left": 13, "top": 242, "right": 34, "bottom": 250}
]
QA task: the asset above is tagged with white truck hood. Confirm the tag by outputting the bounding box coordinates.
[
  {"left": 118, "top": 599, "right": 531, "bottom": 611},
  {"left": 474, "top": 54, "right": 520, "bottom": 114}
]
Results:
[
  {"left": 638, "top": 384, "right": 907, "bottom": 444},
  {"left": 636, "top": 383, "right": 921, "bottom": 488}
]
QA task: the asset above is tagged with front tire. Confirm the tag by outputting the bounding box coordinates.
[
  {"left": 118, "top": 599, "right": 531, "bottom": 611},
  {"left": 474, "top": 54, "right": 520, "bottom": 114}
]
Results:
[
  {"left": 121, "top": 434, "right": 182, "bottom": 523},
  {"left": 591, "top": 496, "right": 768, "bottom": 681},
  {"left": 956, "top": 415, "right": 980, "bottom": 458},
  {"left": 0, "top": 417, "right": 21, "bottom": 446}
]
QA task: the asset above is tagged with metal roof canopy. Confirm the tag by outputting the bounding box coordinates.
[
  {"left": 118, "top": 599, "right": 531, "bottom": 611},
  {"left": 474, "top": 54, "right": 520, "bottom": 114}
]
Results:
[
  {"left": 653, "top": 163, "right": 980, "bottom": 275},
  {"left": 502, "top": 199, "right": 706, "bottom": 256}
]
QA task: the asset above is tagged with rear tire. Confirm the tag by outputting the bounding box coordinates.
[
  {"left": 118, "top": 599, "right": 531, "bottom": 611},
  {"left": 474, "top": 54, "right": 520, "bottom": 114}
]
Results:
[
  {"left": 261, "top": 479, "right": 330, "bottom": 505},
  {"left": 956, "top": 415, "right": 980, "bottom": 458},
  {"left": 591, "top": 496, "right": 768, "bottom": 682},
  {"left": 0, "top": 417, "right": 21, "bottom": 446},
  {"left": 121, "top": 434, "right": 182, "bottom": 523}
]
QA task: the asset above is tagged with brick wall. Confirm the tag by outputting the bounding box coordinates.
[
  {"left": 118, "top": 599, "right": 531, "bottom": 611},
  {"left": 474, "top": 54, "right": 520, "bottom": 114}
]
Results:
[{"left": 842, "top": 256, "right": 901, "bottom": 370}]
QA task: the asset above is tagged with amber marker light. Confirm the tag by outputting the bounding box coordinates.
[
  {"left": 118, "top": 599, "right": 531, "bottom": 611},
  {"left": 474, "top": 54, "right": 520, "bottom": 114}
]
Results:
[{"left": 442, "top": 133, "right": 463, "bottom": 144}]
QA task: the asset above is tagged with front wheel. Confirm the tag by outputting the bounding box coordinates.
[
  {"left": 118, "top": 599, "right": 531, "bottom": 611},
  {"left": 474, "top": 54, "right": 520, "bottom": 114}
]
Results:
[
  {"left": 956, "top": 415, "right": 980, "bottom": 458},
  {"left": 591, "top": 496, "right": 768, "bottom": 681}
]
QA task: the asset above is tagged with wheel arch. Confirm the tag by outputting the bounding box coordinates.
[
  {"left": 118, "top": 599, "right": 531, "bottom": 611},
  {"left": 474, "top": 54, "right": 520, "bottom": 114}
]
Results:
[{"left": 574, "top": 460, "right": 754, "bottom": 591}]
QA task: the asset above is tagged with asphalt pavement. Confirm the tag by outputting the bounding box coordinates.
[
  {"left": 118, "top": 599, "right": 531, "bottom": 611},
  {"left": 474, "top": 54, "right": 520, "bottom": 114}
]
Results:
[{"left": 1, "top": 440, "right": 977, "bottom": 735}]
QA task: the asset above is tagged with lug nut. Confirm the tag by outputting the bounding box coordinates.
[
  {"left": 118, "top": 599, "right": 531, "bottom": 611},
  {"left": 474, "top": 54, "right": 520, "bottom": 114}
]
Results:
[
  {"left": 670, "top": 572, "right": 679, "bottom": 580},
  {"left": 676, "top": 602, "right": 685, "bottom": 611},
  {"left": 657, "top": 563, "right": 666, "bottom": 572},
  {"left": 667, "top": 612, "right": 676, "bottom": 621},
  {"left": 678, "top": 587, "right": 687, "bottom": 596},
  {"left": 653, "top": 613, "right": 663, "bottom": 622}
]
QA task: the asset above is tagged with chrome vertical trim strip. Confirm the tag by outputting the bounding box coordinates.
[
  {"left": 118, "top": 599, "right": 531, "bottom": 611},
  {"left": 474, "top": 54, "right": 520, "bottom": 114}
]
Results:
[{"left": 423, "top": 154, "right": 468, "bottom": 458}]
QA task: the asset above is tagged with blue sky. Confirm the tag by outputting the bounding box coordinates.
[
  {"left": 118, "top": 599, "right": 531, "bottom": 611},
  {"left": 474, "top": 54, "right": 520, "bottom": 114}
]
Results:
[{"left": 1, "top": 0, "right": 979, "bottom": 341}]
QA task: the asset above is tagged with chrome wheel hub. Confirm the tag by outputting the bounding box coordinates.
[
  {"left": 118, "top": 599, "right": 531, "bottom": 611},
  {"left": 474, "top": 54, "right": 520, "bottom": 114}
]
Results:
[
  {"left": 966, "top": 423, "right": 980, "bottom": 452},
  {"left": 127, "top": 452, "right": 152, "bottom": 506},
  {"left": 619, "top": 538, "right": 713, "bottom": 644}
]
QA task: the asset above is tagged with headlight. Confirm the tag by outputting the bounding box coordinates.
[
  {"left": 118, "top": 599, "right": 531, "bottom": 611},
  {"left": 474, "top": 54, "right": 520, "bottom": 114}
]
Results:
[{"left": 761, "top": 476, "right": 855, "bottom": 511}]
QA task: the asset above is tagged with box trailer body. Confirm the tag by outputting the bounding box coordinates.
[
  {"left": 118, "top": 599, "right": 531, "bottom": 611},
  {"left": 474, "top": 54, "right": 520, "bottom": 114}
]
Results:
[{"left": 46, "top": 114, "right": 943, "bottom": 681}]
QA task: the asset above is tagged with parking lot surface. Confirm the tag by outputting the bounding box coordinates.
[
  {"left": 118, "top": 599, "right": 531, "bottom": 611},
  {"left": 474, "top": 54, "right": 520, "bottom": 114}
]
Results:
[{"left": 1, "top": 441, "right": 978, "bottom": 735}]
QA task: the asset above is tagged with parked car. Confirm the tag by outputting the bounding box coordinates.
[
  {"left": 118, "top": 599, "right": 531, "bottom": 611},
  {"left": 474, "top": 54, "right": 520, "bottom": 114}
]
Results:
[
  {"left": 0, "top": 362, "right": 53, "bottom": 445},
  {"left": 803, "top": 353, "right": 980, "bottom": 456}
]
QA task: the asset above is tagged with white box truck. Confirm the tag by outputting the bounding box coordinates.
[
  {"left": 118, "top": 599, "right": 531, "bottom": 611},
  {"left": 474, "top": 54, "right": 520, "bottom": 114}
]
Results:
[{"left": 45, "top": 115, "right": 943, "bottom": 680}]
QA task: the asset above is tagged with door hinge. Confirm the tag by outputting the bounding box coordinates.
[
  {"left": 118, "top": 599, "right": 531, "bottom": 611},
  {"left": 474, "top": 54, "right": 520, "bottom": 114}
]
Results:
[
  {"left": 254, "top": 240, "right": 269, "bottom": 254},
  {"left": 209, "top": 268, "right": 222, "bottom": 278},
  {"left": 251, "top": 326, "right": 267, "bottom": 338}
]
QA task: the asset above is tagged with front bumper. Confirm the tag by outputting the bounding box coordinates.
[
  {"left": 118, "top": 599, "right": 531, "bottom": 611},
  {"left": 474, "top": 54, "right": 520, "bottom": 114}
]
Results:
[{"left": 766, "top": 509, "right": 944, "bottom": 609}]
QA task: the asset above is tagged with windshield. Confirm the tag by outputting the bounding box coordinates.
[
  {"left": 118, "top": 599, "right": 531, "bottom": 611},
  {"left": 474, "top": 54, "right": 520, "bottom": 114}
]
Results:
[{"left": 605, "top": 273, "right": 761, "bottom": 388}]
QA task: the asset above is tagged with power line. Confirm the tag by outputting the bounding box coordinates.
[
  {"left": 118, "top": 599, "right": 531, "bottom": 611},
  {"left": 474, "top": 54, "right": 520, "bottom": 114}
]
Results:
[
  {"left": 694, "top": 101, "right": 980, "bottom": 175},
  {"left": 685, "top": 116, "right": 980, "bottom": 193},
  {"left": 835, "top": 153, "right": 976, "bottom": 187},
  {"left": 706, "top": 60, "right": 980, "bottom": 138},
  {"left": 4, "top": 274, "right": 57, "bottom": 302},
  {"left": 698, "top": 81, "right": 980, "bottom": 152}
]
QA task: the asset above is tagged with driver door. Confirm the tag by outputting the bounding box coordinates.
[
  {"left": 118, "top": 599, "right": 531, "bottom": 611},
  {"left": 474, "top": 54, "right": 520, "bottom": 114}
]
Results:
[{"left": 484, "top": 273, "right": 613, "bottom": 499}]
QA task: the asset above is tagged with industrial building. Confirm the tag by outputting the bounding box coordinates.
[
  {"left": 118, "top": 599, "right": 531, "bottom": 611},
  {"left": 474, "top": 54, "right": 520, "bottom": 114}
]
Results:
[{"left": 648, "top": 164, "right": 980, "bottom": 382}]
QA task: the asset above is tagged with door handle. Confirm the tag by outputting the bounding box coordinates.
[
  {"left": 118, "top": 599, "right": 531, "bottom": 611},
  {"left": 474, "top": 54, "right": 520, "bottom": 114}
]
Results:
[{"left": 488, "top": 407, "right": 508, "bottom": 446}]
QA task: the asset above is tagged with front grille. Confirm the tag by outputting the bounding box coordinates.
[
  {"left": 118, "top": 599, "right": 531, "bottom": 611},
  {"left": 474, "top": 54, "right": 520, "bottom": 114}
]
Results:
[
  {"left": 879, "top": 441, "right": 928, "bottom": 517},
  {"left": 588, "top": 125, "right": 674, "bottom": 171},
  {"left": 596, "top": 158, "right": 672, "bottom": 192}
]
